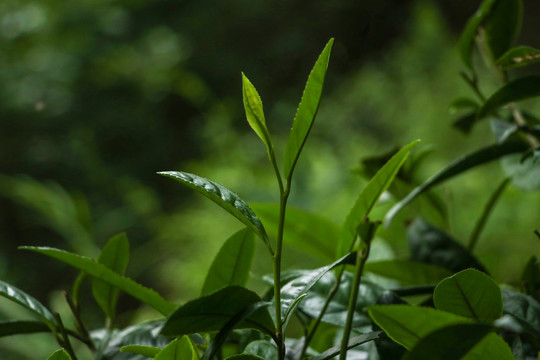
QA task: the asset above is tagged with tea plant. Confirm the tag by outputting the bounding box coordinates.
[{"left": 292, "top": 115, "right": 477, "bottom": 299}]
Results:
[{"left": 2, "top": 0, "right": 540, "bottom": 359}]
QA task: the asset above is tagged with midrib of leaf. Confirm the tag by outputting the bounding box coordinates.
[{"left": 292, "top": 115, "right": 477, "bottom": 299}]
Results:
[{"left": 455, "top": 280, "right": 479, "bottom": 321}]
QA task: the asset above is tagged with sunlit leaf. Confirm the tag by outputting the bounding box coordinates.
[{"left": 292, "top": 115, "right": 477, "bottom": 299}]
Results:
[
  {"left": 120, "top": 345, "right": 160, "bottom": 358},
  {"left": 497, "top": 46, "right": 540, "bottom": 70},
  {"left": 364, "top": 260, "right": 452, "bottom": 286},
  {"left": 154, "top": 336, "right": 197, "bottom": 360}
]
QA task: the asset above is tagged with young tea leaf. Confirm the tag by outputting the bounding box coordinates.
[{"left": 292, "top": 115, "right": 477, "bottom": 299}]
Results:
[
  {"left": 92, "top": 233, "right": 130, "bottom": 320},
  {"left": 201, "top": 228, "right": 255, "bottom": 296},
  {"left": 496, "top": 46, "right": 540, "bottom": 70},
  {"left": 157, "top": 172, "right": 272, "bottom": 252},
  {"left": 458, "top": 0, "right": 497, "bottom": 68},
  {"left": 47, "top": 349, "right": 72, "bottom": 360},
  {"left": 283, "top": 38, "right": 333, "bottom": 180},
  {"left": 0, "top": 320, "right": 50, "bottom": 337},
  {"left": 482, "top": 0, "right": 522, "bottom": 60},
  {"left": 20, "top": 247, "right": 176, "bottom": 315},
  {"left": 154, "top": 336, "right": 197, "bottom": 360},
  {"left": 120, "top": 345, "right": 161, "bottom": 358},
  {"left": 242, "top": 73, "right": 273, "bottom": 157}
]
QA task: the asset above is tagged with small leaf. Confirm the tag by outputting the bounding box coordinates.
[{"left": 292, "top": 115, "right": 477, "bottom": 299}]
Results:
[
  {"left": 0, "top": 280, "right": 56, "bottom": 331},
  {"left": 338, "top": 140, "right": 419, "bottom": 256},
  {"left": 161, "top": 286, "right": 275, "bottom": 337},
  {"left": 483, "top": 0, "right": 522, "bottom": 60},
  {"left": 92, "top": 233, "right": 130, "bottom": 319},
  {"left": 154, "top": 336, "right": 197, "bottom": 360},
  {"left": 402, "top": 323, "right": 494, "bottom": 360},
  {"left": 453, "top": 112, "right": 479, "bottom": 134},
  {"left": 201, "top": 228, "right": 255, "bottom": 296},
  {"left": 458, "top": 0, "right": 497, "bottom": 68},
  {"left": 47, "top": 349, "right": 72, "bottom": 360},
  {"left": 283, "top": 38, "right": 333, "bottom": 180},
  {"left": 244, "top": 340, "right": 278, "bottom": 360},
  {"left": 496, "top": 46, "right": 540, "bottom": 70},
  {"left": 21, "top": 247, "right": 175, "bottom": 315},
  {"left": 157, "top": 172, "right": 271, "bottom": 251},
  {"left": 0, "top": 320, "right": 50, "bottom": 337},
  {"left": 449, "top": 97, "right": 479, "bottom": 113},
  {"left": 364, "top": 260, "right": 453, "bottom": 286},
  {"left": 478, "top": 75, "right": 540, "bottom": 119},
  {"left": 120, "top": 345, "right": 161, "bottom": 358},
  {"left": 385, "top": 141, "right": 529, "bottom": 224},
  {"left": 311, "top": 331, "right": 383, "bottom": 360},
  {"left": 434, "top": 269, "right": 502, "bottom": 322}
]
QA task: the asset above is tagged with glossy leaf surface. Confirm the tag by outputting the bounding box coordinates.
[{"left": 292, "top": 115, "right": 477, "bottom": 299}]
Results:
[
  {"left": 497, "top": 46, "right": 540, "bottom": 70},
  {"left": 364, "top": 260, "right": 452, "bottom": 286},
  {"left": 311, "top": 332, "right": 383, "bottom": 360},
  {"left": 283, "top": 39, "right": 333, "bottom": 180},
  {"left": 0, "top": 320, "right": 49, "bottom": 337},
  {"left": 154, "top": 336, "right": 197, "bottom": 360},
  {"left": 21, "top": 247, "right": 175, "bottom": 315},
  {"left": 47, "top": 349, "right": 71, "bottom": 360},
  {"left": 0, "top": 280, "right": 56, "bottom": 331},
  {"left": 120, "top": 345, "right": 160, "bottom": 358},
  {"left": 339, "top": 140, "right": 419, "bottom": 256},
  {"left": 158, "top": 172, "right": 271, "bottom": 250},
  {"left": 92, "top": 233, "right": 130, "bottom": 319},
  {"left": 434, "top": 269, "right": 502, "bottom": 322},
  {"left": 161, "top": 286, "right": 275, "bottom": 337},
  {"left": 201, "top": 228, "right": 255, "bottom": 296},
  {"left": 242, "top": 73, "right": 272, "bottom": 155}
]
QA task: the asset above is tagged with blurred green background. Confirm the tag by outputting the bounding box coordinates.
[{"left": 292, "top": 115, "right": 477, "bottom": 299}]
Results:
[{"left": 1, "top": 0, "right": 540, "bottom": 358}]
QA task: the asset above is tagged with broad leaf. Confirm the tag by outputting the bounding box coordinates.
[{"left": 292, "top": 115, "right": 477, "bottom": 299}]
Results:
[
  {"left": 458, "top": 0, "right": 497, "bottom": 68},
  {"left": 154, "top": 336, "right": 197, "bottom": 360},
  {"left": 434, "top": 269, "right": 502, "bottom": 322},
  {"left": 311, "top": 332, "right": 383, "bottom": 360},
  {"left": 403, "top": 323, "right": 493, "bottom": 360},
  {"left": 158, "top": 172, "right": 271, "bottom": 250},
  {"left": 92, "top": 233, "right": 130, "bottom": 319},
  {"left": 120, "top": 345, "right": 160, "bottom": 358},
  {"left": 478, "top": 75, "right": 540, "bottom": 119},
  {"left": 368, "top": 305, "right": 469, "bottom": 349},
  {"left": 201, "top": 228, "right": 255, "bottom": 296},
  {"left": 242, "top": 73, "right": 273, "bottom": 156},
  {"left": 21, "top": 247, "right": 175, "bottom": 315},
  {"left": 497, "top": 46, "right": 540, "bottom": 70},
  {"left": 364, "top": 260, "right": 452, "bottom": 286},
  {"left": 464, "top": 333, "right": 515, "bottom": 360},
  {"left": 385, "top": 141, "right": 528, "bottom": 224},
  {"left": 283, "top": 38, "right": 333, "bottom": 180},
  {"left": 339, "top": 140, "right": 419, "bottom": 256},
  {"left": 244, "top": 340, "right": 278, "bottom": 360},
  {"left": 250, "top": 204, "right": 338, "bottom": 263},
  {"left": 483, "top": 0, "right": 522, "bottom": 60},
  {"left": 502, "top": 289, "right": 540, "bottom": 335},
  {"left": 161, "top": 286, "right": 275, "bottom": 337},
  {"left": 47, "top": 349, "right": 71, "bottom": 360},
  {"left": 0, "top": 320, "right": 49, "bottom": 337},
  {"left": 0, "top": 280, "right": 56, "bottom": 331},
  {"left": 407, "top": 219, "right": 487, "bottom": 273}
]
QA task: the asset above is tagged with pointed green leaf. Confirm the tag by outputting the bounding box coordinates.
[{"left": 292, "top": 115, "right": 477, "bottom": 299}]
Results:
[
  {"left": 463, "top": 333, "right": 515, "bottom": 360},
  {"left": 0, "top": 320, "right": 50, "bottom": 337},
  {"left": 201, "top": 228, "right": 255, "bottom": 296},
  {"left": 385, "top": 141, "right": 529, "bottom": 225},
  {"left": 0, "top": 280, "right": 56, "bottom": 331},
  {"left": 154, "top": 336, "right": 197, "bottom": 360},
  {"left": 434, "top": 269, "right": 502, "bottom": 322},
  {"left": 458, "top": 0, "right": 497, "bottom": 68},
  {"left": 92, "top": 233, "right": 130, "bottom": 319},
  {"left": 283, "top": 38, "right": 334, "bottom": 180},
  {"left": 483, "top": 0, "right": 522, "bottom": 60},
  {"left": 20, "top": 247, "right": 175, "bottom": 315},
  {"left": 496, "top": 46, "right": 540, "bottom": 70},
  {"left": 242, "top": 73, "right": 273, "bottom": 156},
  {"left": 161, "top": 286, "right": 275, "bottom": 337},
  {"left": 157, "top": 172, "right": 271, "bottom": 251},
  {"left": 338, "top": 140, "right": 419, "bottom": 256},
  {"left": 120, "top": 344, "right": 161, "bottom": 358},
  {"left": 364, "top": 260, "right": 453, "bottom": 286},
  {"left": 368, "top": 305, "right": 470, "bottom": 349},
  {"left": 47, "top": 349, "right": 71, "bottom": 360},
  {"left": 312, "top": 332, "right": 383, "bottom": 360},
  {"left": 478, "top": 75, "right": 540, "bottom": 119}
]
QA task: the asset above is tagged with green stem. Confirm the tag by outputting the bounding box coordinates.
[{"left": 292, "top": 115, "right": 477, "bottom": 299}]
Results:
[
  {"left": 55, "top": 313, "right": 78, "bottom": 360},
  {"left": 64, "top": 291, "right": 96, "bottom": 352}
]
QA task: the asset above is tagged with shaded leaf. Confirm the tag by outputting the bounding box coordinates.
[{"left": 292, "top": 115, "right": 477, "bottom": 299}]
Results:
[
  {"left": 244, "top": 340, "right": 277, "bottom": 360},
  {"left": 154, "top": 336, "right": 197, "bottom": 360},
  {"left": 226, "top": 355, "right": 264, "bottom": 360},
  {"left": 453, "top": 112, "right": 478, "bottom": 134},
  {"left": 478, "top": 75, "right": 540, "bottom": 119},
  {"left": 502, "top": 289, "right": 540, "bottom": 335},
  {"left": 501, "top": 151, "right": 540, "bottom": 191},
  {"left": 47, "top": 349, "right": 71, "bottom": 360},
  {"left": 483, "top": 0, "right": 522, "bottom": 60},
  {"left": 385, "top": 142, "right": 528, "bottom": 224},
  {"left": 92, "top": 233, "right": 130, "bottom": 319},
  {"left": 158, "top": 172, "right": 271, "bottom": 251},
  {"left": 0, "top": 320, "right": 50, "bottom": 337},
  {"left": 120, "top": 345, "right": 160, "bottom": 358},
  {"left": 434, "top": 269, "right": 502, "bottom": 322},
  {"left": 242, "top": 73, "right": 273, "bottom": 156},
  {"left": 522, "top": 256, "right": 540, "bottom": 301},
  {"left": 364, "top": 260, "right": 452, "bottom": 286},
  {"left": 311, "top": 331, "right": 383, "bottom": 360},
  {"left": 339, "top": 140, "right": 419, "bottom": 256},
  {"left": 449, "top": 97, "right": 480, "bottom": 113},
  {"left": 465, "top": 333, "right": 515, "bottom": 360},
  {"left": 21, "top": 247, "right": 175, "bottom": 315},
  {"left": 201, "top": 228, "right": 255, "bottom": 296},
  {"left": 497, "top": 46, "right": 540, "bottom": 70},
  {"left": 283, "top": 38, "right": 333, "bottom": 180},
  {"left": 458, "top": 0, "right": 497, "bottom": 68},
  {"left": 161, "top": 286, "right": 275, "bottom": 337}
]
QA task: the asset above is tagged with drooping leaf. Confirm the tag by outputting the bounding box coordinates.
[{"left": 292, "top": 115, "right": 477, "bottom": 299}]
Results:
[
  {"left": 161, "top": 286, "right": 275, "bottom": 337},
  {"left": 201, "top": 228, "right": 255, "bottom": 296},
  {"left": 21, "top": 247, "right": 175, "bottom": 315},
  {"left": 496, "top": 46, "right": 540, "bottom": 70},
  {"left": 478, "top": 75, "right": 540, "bottom": 119},
  {"left": 402, "top": 323, "right": 494, "bottom": 360},
  {"left": 458, "top": 0, "right": 497, "bottom": 68},
  {"left": 338, "top": 140, "right": 420, "bottom": 256},
  {"left": 483, "top": 0, "right": 522, "bottom": 60},
  {"left": 92, "top": 233, "right": 130, "bottom": 319},
  {"left": 157, "top": 172, "right": 271, "bottom": 251},
  {"left": 385, "top": 141, "right": 528, "bottom": 225},
  {"left": 311, "top": 332, "right": 383, "bottom": 360},
  {"left": 154, "top": 336, "right": 197, "bottom": 360},
  {"left": 283, "top": 38, "right": 333, "bottom": 180},
  {"left": 47, "top": 349, "right": 71, "bottom": 360},
  {"left": 0, "top": 280, "right": 56, "bottom": 331},
  {"left": 0, "top": 320, "right": 50, "bottom": 337},
  {"left": 364, "top": 260, "right": 453, "bottom": 286},
  {"left": 243, "top": 340, "right": 278, "bottom": 360},
  {"left": 368, "top": 305, "right": 470, "bottom": 349},
  {"left": 407, "top": 219, "right": 487, "bottom": 273},
  {"left": 120, "top": 345, "right": 161, "bottom": 358},
  {"left": 250, "top": 203, "right": 338, "bottom": 263},
  {"left": 433, "top": 269, "right": 503, "bottom": 322}
]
